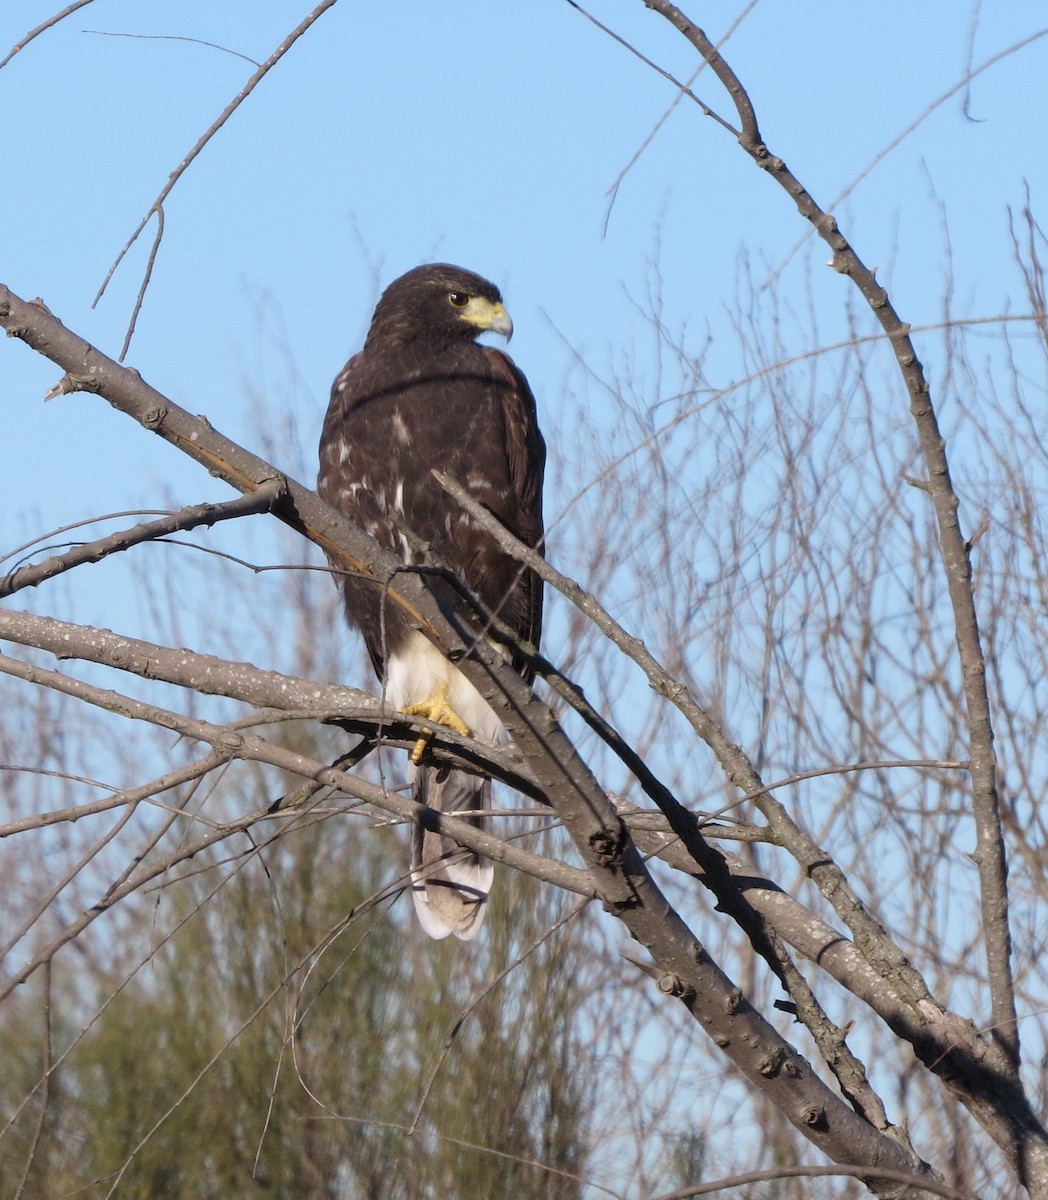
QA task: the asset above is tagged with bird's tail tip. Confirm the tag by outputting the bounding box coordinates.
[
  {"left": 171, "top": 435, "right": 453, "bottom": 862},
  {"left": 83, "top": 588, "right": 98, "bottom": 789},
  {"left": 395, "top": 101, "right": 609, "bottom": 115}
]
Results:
[
  {"left": 410, "top": 767, "right": 495, "bottom": 941},
  {"left": 410, "top": 864, "right": 494, "bottom": 940}
]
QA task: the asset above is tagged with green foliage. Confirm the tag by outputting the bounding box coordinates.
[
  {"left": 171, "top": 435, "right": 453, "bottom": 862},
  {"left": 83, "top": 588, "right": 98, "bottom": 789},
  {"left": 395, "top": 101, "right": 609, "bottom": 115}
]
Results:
[{"left": 2, "top": 808, "right": 593, "bottom": 1199}]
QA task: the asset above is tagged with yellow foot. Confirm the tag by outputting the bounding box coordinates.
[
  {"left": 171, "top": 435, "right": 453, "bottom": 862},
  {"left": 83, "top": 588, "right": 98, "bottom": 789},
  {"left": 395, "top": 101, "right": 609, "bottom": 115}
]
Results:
[{"left": 403, "top": 686, "right": 472, "bottom": 764}]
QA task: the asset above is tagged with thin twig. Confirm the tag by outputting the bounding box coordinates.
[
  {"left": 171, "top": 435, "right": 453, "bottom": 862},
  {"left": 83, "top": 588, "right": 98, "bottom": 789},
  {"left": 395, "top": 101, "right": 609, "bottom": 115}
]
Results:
[
  {"left": 564, "top": 0, "right": 737, "bottom": 135},
  {"left": 409, "top": 897, "right": 590, "bottom": 1133},
  {"left": 0, "top": 0, "right": 95, "bottom": 71},
  {"left": 0, "top": 752, "right": 227, "bottom": 840},
  {"left": 0, "top": 509, "right": 172, "bottom": 567},
  {"left": 648, "top": 1162, "right": 981, "bottom": 1200},
  {"left": 0, "top": 785, "right": 140, "bottom": 966},
  {"left": 0, "top": 480, "right": 283, "bottom": 599},
  {"left": 601, "top": 0, "right": 760, "bottom": 233},
  {"left": 118, "top": 203, "right": 164, "bottom": 361},
  {"left": 92, "top": 0, "right": 341, "bottom": 354},
  {"left": 544, "top": 311, "right": 1048, "bottom": 537},
  {"left": 764, "top": 27, "right": 1048, "bottom": 288},
  {"left": 646, "top": 0, "right": 1018, "bottom": 1080},
  {"left": 82, "top": 30, "right": 262, "bottom": 67}
]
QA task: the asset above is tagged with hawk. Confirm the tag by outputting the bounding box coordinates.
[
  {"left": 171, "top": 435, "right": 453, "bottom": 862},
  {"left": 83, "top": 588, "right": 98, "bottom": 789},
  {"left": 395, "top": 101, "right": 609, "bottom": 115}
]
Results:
[{"left": 318, "top": 264, "right": 545, "bottom": 940}]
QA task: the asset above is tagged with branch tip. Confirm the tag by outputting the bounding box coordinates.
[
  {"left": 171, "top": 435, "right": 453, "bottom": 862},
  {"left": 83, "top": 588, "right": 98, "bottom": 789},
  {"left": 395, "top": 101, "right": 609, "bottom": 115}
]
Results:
[{"left": 43, "top": 375, "right": 78, "bottom": 401}]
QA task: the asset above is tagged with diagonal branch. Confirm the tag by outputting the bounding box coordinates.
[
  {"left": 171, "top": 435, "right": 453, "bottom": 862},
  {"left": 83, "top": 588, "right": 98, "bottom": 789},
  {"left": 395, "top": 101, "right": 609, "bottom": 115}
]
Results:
[
  {"left": 0, "top": 483, "right": 283, "bottom": 599},
  {"left": 91, "top": 0, "right": 341, "bottom": 354},
  {"left": 643, "top": 0, "right": 1016, "bottom": 1082},
  {"left": 0, "top": 281, "right": 939, "bottom": 1187},
  {"left": 0, "top": 0, "right": 95, "bottom": 72},
  {"left": 435, "top": 372, "right": 1047, "bottom": 1186},
  {"left": 435, "top": 470, "right": 936, "bottom": 1002},
  {"left": 429, "top": 476, "right": 883, "bottom": 1097}
]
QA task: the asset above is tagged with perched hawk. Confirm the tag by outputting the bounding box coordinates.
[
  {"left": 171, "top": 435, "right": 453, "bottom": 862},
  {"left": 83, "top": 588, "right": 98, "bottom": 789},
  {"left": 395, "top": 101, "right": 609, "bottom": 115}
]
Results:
[{"left": 318, "top": 264, "right": 545, "bottom": 940}]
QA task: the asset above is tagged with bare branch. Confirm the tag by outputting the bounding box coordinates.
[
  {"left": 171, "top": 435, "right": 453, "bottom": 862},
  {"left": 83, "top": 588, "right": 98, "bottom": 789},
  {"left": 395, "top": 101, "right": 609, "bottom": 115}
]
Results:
[
  {"left": 0, "top": 751, "right": 226, "bottom": 840},
  {"left": 0, "top": 608, "right": 539, "bottom": 795},
  {"left": 643, "top": 1, "right": 1017, "bottom": 1078},
  {"left": 563, "top": 0, "right": 737, "bottom": 135},
  {"left": 634, "top": 2, "right": 1047, "bottom": 1185},
  {"left": 601, "top": 0, "right": 759, "bottom": 233},
  {"left": 435, "top": 469, "right": 940, "bottom": 1012},
  {"left": 117, "top": 202, "right": 164, "bottom": 361},
  {"left": 0, "top": 652, "right": 594, "bottom": 912},
  {"left": 81, "top": 29, "right": 262, "bottom": 67},
  {"left": 0, "top": 0, "right": 95, "bottom": 71},
  {"left": 649, "top": 1163, "right": 982, "bottom": 1200},
  {"left": 0, "top": 482, "right": 283, "bottom": 599},
  {"left": 766, "top": 27, "right": 1048, "bottom": 286},
  {"left": 91, "top": 0, "right": 341, "bottom": 351}
]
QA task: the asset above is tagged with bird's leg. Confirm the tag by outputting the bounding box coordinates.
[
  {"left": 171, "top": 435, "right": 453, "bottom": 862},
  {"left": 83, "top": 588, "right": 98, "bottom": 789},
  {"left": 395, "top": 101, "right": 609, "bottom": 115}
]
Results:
[{"left": 404, "top": 682, "right": 472, "bottom": 764}]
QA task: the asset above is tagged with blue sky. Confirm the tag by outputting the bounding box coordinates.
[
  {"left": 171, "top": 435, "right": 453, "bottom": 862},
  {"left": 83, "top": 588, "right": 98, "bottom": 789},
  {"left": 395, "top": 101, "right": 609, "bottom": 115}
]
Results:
[{"left": 2, "top": 1, "right": 1046, "bottom": 636}]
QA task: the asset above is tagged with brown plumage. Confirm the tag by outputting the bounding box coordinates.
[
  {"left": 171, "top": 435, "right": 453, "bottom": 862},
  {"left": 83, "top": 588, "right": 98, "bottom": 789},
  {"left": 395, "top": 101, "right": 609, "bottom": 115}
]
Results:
[{"left": 318, "top": 264, "right": 545, "bottom": 939}]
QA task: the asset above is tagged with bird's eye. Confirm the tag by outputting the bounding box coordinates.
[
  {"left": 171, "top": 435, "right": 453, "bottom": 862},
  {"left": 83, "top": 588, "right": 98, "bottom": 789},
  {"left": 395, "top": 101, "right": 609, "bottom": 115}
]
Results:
[{"left": 448, "top": 292, "right": 470, "bottom": 308}]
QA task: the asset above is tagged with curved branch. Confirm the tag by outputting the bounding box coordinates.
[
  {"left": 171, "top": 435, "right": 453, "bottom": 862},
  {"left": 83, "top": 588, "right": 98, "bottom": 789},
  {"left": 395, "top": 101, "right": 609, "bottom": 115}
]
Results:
[
  {"left": 643, "top": 0, "right": 1016, "bottom": 1077},
  {"left": 92, "top": 0, "right": 341, "bottom": 351},
  {"left": 0, "top": 483, "right": 282, "bottom": 599},
  {"left": 635, "top": 2, "right": 1043, "bottom": 1187}
]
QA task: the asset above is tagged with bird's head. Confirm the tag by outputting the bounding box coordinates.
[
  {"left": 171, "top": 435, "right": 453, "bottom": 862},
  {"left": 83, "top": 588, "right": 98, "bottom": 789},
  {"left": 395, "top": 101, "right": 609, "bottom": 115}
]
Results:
[{"left": 365, "top": 263, "right": 513, "bottom": 350}]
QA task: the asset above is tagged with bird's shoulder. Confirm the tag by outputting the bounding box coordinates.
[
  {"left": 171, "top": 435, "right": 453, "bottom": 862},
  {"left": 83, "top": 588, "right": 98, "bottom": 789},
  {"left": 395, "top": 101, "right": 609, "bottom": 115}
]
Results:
[{"left": 328, "top": 349, "right": 374, "bottom": 408}]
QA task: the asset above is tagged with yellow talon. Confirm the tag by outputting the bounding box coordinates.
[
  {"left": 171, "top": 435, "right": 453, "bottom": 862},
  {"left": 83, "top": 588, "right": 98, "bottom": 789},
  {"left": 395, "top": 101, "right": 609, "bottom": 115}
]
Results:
[{"left": 403, "top": 685, "right": 471, "bottom": 764}]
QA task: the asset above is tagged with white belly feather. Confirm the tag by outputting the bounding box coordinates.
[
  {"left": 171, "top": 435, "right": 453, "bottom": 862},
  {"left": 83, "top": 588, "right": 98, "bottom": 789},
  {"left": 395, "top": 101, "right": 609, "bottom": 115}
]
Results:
[{"left": 385, "top": 629, "right": 505, "bottom": 746}]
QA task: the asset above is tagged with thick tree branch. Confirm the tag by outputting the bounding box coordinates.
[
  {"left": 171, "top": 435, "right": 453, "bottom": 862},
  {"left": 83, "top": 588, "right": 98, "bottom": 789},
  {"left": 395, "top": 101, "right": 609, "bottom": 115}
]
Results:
[
  {"left": 1, "top": 283, "right": 938, "bottom": 1186},
  {"left": 0, "top": 608, "right": 538, "bottom": 797},
  {"left": 0, "top": 608, "right": 375, "bottom": 715}
]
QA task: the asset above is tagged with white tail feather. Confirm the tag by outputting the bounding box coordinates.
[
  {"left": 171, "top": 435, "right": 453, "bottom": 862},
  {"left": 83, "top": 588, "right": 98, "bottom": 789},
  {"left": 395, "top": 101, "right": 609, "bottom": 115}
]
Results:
[{"left": 410, "top": 765, "right": 495, "bottom": 940}]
